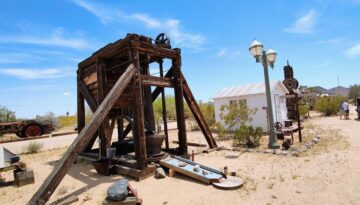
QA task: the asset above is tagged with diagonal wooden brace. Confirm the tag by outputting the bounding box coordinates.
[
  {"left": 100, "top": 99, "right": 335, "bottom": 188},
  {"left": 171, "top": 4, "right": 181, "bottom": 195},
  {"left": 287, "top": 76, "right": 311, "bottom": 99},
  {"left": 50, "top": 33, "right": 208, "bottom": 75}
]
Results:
[
  {"left": 28, "top": 64, "right": 136, "bottom": 205},
  {"left": 180, "top": 72, "right": 218, "bottom": 148}
]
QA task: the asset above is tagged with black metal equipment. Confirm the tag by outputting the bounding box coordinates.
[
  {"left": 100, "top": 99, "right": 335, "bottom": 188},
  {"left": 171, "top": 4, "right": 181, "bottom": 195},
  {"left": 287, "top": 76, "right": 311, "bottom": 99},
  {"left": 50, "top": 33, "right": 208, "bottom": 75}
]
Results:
[{"left": 155, "top": 33, "right": 171, "bottom": 48}]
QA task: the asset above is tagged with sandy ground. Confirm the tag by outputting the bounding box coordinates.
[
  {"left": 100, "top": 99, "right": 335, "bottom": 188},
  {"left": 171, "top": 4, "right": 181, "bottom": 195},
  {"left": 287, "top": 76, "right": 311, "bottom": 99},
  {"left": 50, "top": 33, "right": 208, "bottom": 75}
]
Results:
[{"left": 1, "top": 106, "right": 359, "bottom": 205}]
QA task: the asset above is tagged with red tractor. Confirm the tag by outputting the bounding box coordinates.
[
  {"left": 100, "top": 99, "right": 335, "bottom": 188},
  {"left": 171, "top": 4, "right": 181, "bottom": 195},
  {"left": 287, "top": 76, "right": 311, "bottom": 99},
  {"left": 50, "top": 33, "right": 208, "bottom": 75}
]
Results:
[{"left": 0, "top": 120, "right": 54, "bottom": 138}]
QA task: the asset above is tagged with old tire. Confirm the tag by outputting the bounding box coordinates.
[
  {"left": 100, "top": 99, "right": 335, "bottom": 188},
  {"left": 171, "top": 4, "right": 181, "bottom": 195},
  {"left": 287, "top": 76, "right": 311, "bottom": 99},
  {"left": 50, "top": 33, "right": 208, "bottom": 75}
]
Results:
[
  {"left": 23, "top": 123, "right": 43, "bottom": 137},
  {"left": 16, "top": 130, "right": 25, "bottom": 138}
]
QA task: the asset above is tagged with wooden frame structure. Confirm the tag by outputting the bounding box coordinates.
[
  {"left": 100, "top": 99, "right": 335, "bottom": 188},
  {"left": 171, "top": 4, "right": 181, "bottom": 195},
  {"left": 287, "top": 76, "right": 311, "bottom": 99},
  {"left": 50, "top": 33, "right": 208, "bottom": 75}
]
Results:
[{"left": 29, "top": 33, "right": 217, "bottom": 205}]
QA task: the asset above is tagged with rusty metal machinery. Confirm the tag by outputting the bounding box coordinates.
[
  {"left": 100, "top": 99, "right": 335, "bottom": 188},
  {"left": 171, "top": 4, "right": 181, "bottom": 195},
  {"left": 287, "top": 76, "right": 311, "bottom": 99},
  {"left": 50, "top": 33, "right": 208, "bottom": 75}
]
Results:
[
  {"left": 283, "top": 61, "right": 299, "bottom": 119},
  {"left": 0, "top": 120, "right": 54, "bottom": 138}
]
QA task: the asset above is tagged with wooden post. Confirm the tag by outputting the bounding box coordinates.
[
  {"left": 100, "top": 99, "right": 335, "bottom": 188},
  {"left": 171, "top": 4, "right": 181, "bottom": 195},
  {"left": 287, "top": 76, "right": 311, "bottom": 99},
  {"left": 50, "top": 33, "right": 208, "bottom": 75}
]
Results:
[
  {"left": 77, "top": 71, "right": 85, "bottom": 134},
  {"left": 117, "top": 115, "right": 124, "bottom": 141},
  {"left": 97, "top": 59, "right": 108, "bottom": 157},
  {"left": 180, "top": 72, "right": 217, "bottom": 148},
  {"left": 172, "top": 49, "right": 187, "bottom": 156},
  {"left": 130, "top": 49, "right": 148, "bottom": 169},
  {"left": 28, "top": 64, "right": 136, "bottom": 205},
  {"left": 159, "top": 60, "right": 169, "bottom": 151},
  {"left": 141, "top": 55, "right": 156, "bottom": 131}
]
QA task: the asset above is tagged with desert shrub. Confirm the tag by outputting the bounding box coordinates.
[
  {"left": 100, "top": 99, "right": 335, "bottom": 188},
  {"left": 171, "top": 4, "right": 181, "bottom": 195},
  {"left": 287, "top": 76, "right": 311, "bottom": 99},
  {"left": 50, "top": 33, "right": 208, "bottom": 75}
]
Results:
[
  {"left": 57, "top": 185, "right": 68, "bottom": 195},
  {"left": 58, "top": 115, "right": 77, "bottom": 128},
  {"left": 24, "top": 141, "right": 44, "bottom": 153},
  {"left": 314, "top": 96, "right": 346, "bottom": 116},
  {"left": 234, "top": 125, "right": 263, "bottom": 148},
  {"left": 299, "top": 104, "right": 309, "bottom": 117},
  {"left": 214, "top": 122, "right": 226, "bottom": 140},
  {"left": 219, "top": 100, "right": 262, "bottom": 147}
]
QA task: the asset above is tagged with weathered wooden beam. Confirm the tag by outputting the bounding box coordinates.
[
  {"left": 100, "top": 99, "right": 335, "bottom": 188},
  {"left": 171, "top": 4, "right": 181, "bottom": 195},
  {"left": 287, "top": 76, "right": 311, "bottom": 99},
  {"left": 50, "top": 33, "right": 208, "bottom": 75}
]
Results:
[
  {"left": 77, "top": 77, "right": 85, "bottom": 134},
  {"left": 172, "top": 49, "right": 187, "bottom": 156},
  {"left": 151, "top": 67, "right": 174, "bottom": 101},
  {"left": 28, "top": 64, "right": 136, "bottom": 205},
  {"left": 141, "top": 75, "right": 173, "bottom": 87},
  {"left": 130, "top": 50, "right": 148, "bottom": 169},
  {"left": 78, "top": 80, "right": 98, "bottom": 113},
  {"left": 180, "top": 72, "right": 218, "bottom": 148},
  {"left": 97, "top": 60, "right": 108, "bottom": 156}
]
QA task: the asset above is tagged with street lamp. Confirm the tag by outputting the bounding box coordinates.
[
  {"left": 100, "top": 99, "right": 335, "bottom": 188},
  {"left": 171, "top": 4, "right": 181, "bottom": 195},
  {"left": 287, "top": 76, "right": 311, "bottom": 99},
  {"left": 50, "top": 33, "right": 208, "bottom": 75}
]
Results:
[{"left": 249, "top": 39, "right": 280, "bottom": 149}]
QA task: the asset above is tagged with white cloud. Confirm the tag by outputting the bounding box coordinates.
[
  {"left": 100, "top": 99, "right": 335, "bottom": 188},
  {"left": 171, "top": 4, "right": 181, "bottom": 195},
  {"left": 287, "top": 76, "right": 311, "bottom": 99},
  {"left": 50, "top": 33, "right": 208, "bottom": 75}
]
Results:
[
  {"left": 317, "top": 37, "right": 344, "bottom": 46},
  {"left": 0, "top": 85, "right": 54, "bottom": 92},
  {"left": 284, "top": 10, "right": 317, "bottom": 34},
  {"left": 345, "top": 43, "right": 360, "bottom": 58},
  {"left": 0, "top": 29, "right": 91, "bottom": 50},
  {"left": 63, "top": 92, "right": 71, "bottom": 96},
  {"left": 216, "top": 48, "right": 228, "bottom": 57},
  {"left": 0, "top": 68, "right": 74, "bottom": 79},
  {"left": 0, "top": 53, "right": 47, "bottom": 64},
  {"left": 72, "top": 0, "right": 204, "bottom": 49},
  {"left": 211, "top": 48, "right": 242, "bottom": 59}
]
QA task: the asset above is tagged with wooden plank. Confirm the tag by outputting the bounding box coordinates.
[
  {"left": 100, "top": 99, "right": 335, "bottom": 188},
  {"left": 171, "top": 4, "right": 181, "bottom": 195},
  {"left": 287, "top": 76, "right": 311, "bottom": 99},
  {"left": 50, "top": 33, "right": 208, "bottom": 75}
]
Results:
[
  {"left": 28, "top": 64, "right": 136, "bottom": 205},
  {"left": 140, "top": 75, "right": 173, "bottom": 87},
  {"left": 180, "top": 72, "right": 218, "bottom": 148}
]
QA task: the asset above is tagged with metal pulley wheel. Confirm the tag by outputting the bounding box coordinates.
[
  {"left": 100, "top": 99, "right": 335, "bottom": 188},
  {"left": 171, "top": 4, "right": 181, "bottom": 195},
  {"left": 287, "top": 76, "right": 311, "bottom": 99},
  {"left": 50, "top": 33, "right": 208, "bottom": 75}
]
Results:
[
  {"left": 283, "top": 78, "right": 299, "bottom": 90},
  {"left": 155, "top": 33, "right": 171, "bottom": 48}
]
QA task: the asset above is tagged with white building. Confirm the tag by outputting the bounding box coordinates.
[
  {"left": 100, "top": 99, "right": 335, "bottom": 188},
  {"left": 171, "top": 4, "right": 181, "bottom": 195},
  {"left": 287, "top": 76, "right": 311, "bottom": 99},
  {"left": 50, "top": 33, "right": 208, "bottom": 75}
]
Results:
[{"left": 213, "top": 80, "right": 289, "bottom": 132}]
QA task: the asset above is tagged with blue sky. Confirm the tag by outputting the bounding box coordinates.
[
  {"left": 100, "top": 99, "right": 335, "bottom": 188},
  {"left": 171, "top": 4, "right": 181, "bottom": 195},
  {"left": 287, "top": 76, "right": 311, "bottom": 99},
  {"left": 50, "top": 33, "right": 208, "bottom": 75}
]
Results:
[{"left": 0, "top": 0, "right": 360, "bottom": 118}]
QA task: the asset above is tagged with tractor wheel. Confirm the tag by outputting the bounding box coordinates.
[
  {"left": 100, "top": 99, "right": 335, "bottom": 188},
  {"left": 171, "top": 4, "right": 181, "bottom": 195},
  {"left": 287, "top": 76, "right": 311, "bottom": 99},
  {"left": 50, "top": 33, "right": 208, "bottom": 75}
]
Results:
[
  {"left": 23, "top": 123, "right": 43, "bottom": 137},
  {"left": 16, "top": 130, "right": 25, "bottom": 138}
]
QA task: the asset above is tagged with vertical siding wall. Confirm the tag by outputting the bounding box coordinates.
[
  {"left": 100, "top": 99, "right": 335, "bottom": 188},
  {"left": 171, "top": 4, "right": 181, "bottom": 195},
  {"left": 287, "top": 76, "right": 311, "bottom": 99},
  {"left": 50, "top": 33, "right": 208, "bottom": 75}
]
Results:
[{"left": 214, "top": 91, "right": 288, "bottom": 132}]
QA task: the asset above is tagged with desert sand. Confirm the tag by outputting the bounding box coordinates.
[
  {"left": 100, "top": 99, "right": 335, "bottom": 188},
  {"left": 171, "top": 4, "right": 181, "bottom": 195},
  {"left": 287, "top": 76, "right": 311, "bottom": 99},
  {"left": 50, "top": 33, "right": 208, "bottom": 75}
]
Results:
[{"left": 1, "top": 106, "right": 359, "bottom": 205}]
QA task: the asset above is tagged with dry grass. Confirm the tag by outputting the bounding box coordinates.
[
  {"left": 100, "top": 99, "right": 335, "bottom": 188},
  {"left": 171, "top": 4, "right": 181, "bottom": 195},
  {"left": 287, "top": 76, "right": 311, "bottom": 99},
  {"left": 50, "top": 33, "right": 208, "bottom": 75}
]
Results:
[{"left": 22, "top": 141, "right": 44, "bottom": 154}]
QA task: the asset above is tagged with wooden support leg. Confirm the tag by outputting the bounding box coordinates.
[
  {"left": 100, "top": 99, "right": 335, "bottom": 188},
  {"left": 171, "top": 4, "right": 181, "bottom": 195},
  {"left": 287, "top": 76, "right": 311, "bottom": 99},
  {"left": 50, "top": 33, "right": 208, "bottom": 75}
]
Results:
[
  {"left": 97, "top": 59, "right": 108, "bottom": 157},
  {"left": 180, "top": 72, "right": 217, "bottom": 148},
  {"left": 77, "top": 78, "right": 85, "bottom": 134},
  {"left": 28, "top": 64, "right": 136, "bottom": 205},
  {"left": 172, "top": 49, "right": 187, "bottom": 156},
  {"left": 117, "top": 117, "right": 124, "bottom": 141},
  {"left": 131, "top": 50, "right": 147, "bottom": 169}
]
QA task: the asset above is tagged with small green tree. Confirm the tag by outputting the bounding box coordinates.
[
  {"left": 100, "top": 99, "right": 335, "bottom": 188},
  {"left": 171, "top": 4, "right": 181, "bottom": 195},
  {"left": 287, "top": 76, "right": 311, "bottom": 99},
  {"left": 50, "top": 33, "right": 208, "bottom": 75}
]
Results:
[
  {"left": 219, "top": 100, "right": 257, "bottom": 130},
  {"left": 0, "top": 106, "right": 16, "bottom": 122},
  {"left": 348, "top": 84, "right": 360, "bottom": 100},
  {"left": 219, "top": 100, "right": 262, "bottom": 147},
  {"left": 314, "top": 96, "right": 346, "bottom": 116}
]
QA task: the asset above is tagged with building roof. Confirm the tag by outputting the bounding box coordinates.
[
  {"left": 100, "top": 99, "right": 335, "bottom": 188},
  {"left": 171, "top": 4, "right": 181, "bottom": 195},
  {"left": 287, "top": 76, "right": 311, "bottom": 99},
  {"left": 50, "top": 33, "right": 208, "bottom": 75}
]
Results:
[{"left": 213, "top": 80, "right": 287, "bottom": 99}]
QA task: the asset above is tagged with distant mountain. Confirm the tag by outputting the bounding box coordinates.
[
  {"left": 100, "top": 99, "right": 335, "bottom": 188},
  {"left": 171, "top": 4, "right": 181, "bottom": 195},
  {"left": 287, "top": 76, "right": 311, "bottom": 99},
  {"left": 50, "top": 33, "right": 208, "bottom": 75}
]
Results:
[
  {"left": 328, "top": 86, "right": 349, "bottom": 97},
  {"left": 307, "top": 85, "right": 349, "bottom": 97},
  {"left": 310, "top": 86, "right": 328, "bottom": 94}
]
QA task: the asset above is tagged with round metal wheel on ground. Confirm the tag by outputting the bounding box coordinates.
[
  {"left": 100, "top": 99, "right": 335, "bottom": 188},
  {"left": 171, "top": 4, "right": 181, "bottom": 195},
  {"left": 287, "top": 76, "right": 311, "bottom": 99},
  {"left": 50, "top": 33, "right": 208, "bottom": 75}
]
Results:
[
  {"left": 212, "top": 176, "right": 244, "bottom": 190},
  {"left": 23, "top": 123, "right": 42, "bottom": 137},
  {"left": 16, "top": 130, "right": 25, "bottom": 138}
]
